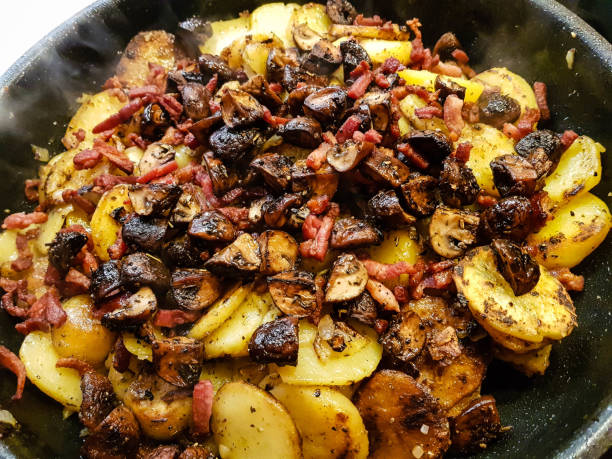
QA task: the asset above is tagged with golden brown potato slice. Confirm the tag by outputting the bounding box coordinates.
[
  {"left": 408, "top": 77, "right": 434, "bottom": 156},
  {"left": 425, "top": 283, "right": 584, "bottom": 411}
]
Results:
[
  {"left": 116, "top": 30, "right": 183, "bottom": 88},
  {"left": 354, "top": 370, "right": 451, "bottom": 458},
  {"left": 493, "top": 343, "right": 552, "bottom": 376}
]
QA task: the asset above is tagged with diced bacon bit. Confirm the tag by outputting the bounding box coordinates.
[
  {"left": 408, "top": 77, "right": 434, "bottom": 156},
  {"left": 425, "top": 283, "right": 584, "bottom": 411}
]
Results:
[
  {"left": 56, "top": 357, "right": 94, "bottom": 376},
  {"left": 175, "top": 163, "right": 204, "bottom": 184},
  {"left": 73, "top": 149, "right": 102, "bottom": 170},
  {"left": 374, "top": 73, "right": 391, "bottom": 89},
  {"left": 126, "top": 132, "right": 149, "bottom": 150},
  {"left": 219, "top": 187, "right": 245, "bottom": 206},
  {"left": 44, "top": 263, "right": 62, "bottom": 288},
  {"left": 392, "top": 84, "right": 432, "bottom": 103},
  {"left": 127, "top": 84, "right": 163, "bottom": 99},
  {"left": 306, "top": 141, "right": 333, "bottom": 171},
  {"left": 92, "top": 97, "right": 144, "bottom": 134},
  {"left": 433, "top": 61, "right": 463, "bottom": 78},
  {"left": 269, "top": 82, "right": 283, "bottom": 94},
  {"left": 299, "top": 204, "right": 339, "bottom": 261},
  {"left": 24, "top": 179, "right": 40, "bottom": 202},
  {"left": 361, "top": 259, "right": 417, "bottom": 281},
  {"left": 533, "top": 82, "right": 550, "bottom": 121},
  {"left": 397, "top": 143, "right": 429, "bottom": 169},
  {"left": 217, "top": 207, "right": 250, "bottom": 229},
  {"left": 502, "top": 122, "right": 521, "bottom": 141},
  {"left": 415, "top": 105, "right": 443, "bottom": 119},
  {"left": 65, "top": 268, "right": 91, "bottom": 293},
  {"left": 192, "top": 380, "right": 214, "bottom": 436},
  {"left": 364, "top": 129, "right": 383, "bottom": 144},
  {"left": 550, "top": 268, "right": 584, "bottom": 292},
  {"left": 154, "top": 309, "right": 201, "bottom": 328},
  {"left": 147, "top": 62, "right": 168, "bottom": 93},
  {"left": 160, "top": 126, "right": 185, "bottom": 146},
  {"left": 336, "top": 114, "right": 364, "bottom": 143},
  {"left": 11, "top": 234, "right": 33, "bottom": 272},
  {"left": 428, "top": 259, "right": 455, "bottom": 273},
  {"left": 183, "top": 132, "right": 199, "bottom": 149},
  {"left": 92, "top": 293, "right": 130, "bottom": 320},
  {"left": 194, "top": 170, "right": 221, "bottom": 209},
  {"left": 514, "top": 108, "right": 541, "bottom": 140},
  {"left": 353, "top": 14, "right": 383, "bottom": 26},
  {"left": 374, "top": 319, "right": 389, "bottom": 334},
  {"left": 462, "top": 101, "right": 480, "bottom": 124},
  {"left": 409, "top": 38, "right": 426, "bottom": 69},
  {"left": 113, "top": 336, "right": 131, "bottom": 373},
  {"left": 366, "top": 279, "right": 400, "bottom": 312},
  {"left": 158, "top": 94, "right": 183, "bottom": 119},
  {"left": 96, "top": 129, "right": 116, "bottom": 142},
  {"left": 263, "top": 108, "right": 290, "bottom": 127},
  {"left": 0, "top": 278, "right": 34, "bottom": 318},
  {"left": 451, "top": 49, "right": 470, "bottom": 64},
  {"left": 413, "top": 269, "right": 454, "bottom": 299},
  {"left": 477, "top": 192, "right": 497, "bottom": 208},
  {"left": 15, "top": 288, "right": 66, "bottom": 335},
  {"left": 352, "top": 130, "right": 365, "bottom": 142},
  {"left": 137, "top": 160, "right": 178, "bottom": 184},
  {"left": 348, "top": 66, "right": 374, "bottom": 99},
  {"left": 92, "top": 138, "right": 134, "bottom": 174},
  {"left": 560, "top": 130, "right": 579, "bottom": 151},
  {"left": 306, "top": 195, "right": 330, "bottom": 215},
  {"left": 2, "top": 211, "right": 47, "bottom": 230},
  {"left": 0, "top": 345, "right": 26, "bottom": 400},
  {"left": 454, "top": 142, "right": 472, "bottom": 163},
  {"left": 108, "top": 229, "right": 127, "bottom": 260},
  {"left": 443, "top": 94, "right": 465, "bottom": 141},
  {"left": 302, "top": 214, "right": 322, "bottom": 240},
  {"left": 381, "top": 57, "right": 402, "bottom": 74},
  {"left": 393, "top": 285, "right": 410, "bottom": 303},
  {"left": 102, "top": 76, "right": 122, "bottom": 90},
  {"left": 206, "top": 73, "right": 219, "bottom": 93},
  {"left": 93, "top": 174, "right": 139, "bottom": 192}
]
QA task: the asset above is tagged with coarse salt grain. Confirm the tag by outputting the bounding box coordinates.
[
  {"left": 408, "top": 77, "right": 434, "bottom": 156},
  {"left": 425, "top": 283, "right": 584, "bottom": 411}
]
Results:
[
  {"left": 420, "top": 424, "right": 429, "bottom": 434},
  {"left": 412, "top": 445, "right": 424, "bottom": 458},
  {"left": 566, "top": 48, "right": 576, "bottom": 70}
]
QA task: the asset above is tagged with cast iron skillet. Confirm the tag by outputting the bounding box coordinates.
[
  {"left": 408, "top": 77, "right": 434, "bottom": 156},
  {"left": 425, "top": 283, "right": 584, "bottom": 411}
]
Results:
[{"left": 0, "top": 0, "right": 610, "bottom": 457}]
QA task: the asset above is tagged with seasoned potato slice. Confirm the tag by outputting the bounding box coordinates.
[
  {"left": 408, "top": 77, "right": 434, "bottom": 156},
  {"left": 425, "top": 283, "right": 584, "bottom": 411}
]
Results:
[
  {"left": 543, "top": 136, "right": 604, "bottom": 204},
  {"left": 122, "top": 332, "right": 153, "bottom": 361},
  {"left": 90, "top": 184, "right": 133, "bottom": 261},
  {"left": 527, "top": 192, "right": 611, "bottom": 269},
  {"left": 35, "top": 204, "right": 73, "bottom": 255},
  {"left": 52, "top": 295, "right": 115, "bottom": 365},
  {"left": 19, "top": 331, "right": 82, "bottom": 410},
  {"left": 455, "top": 123, "right": 516, "bottom": 195},
  {"left": 204, "top": 292, "right": 278, "bottom": 359},
  {"left": 200, "top": 358, "right": 271, "bottom": 392},
  {"left": 291, "top": 2, "right": 332, "bottom": 36},
  {"left": 116, "top": 30, "right": 181, "bottom": 88},
  {"left": 199, "top": 16, "right": 251, "bottom": 56},
  {"left": 360, "top": 39, "right": 412, "bottom": 65},
  {"left": 271, "top": 384, "right": 368, "bottom": 459},
  {"left": 276, "top": 320, "right": 382, "bottom": 385},
  {"left": 398, "top": 68, "right": 484, "bottom": 103},
  {"left": 0, "top": 230, "right": 18, "bottom": 268},
  {"left": 189, "top": 283, "right": 251, "bottom": 339},
  {"left": 251, "top": 2, "right": 300, "bottom": 48},
  {"left": 473, "top": 67, "right": 538, "bottom": 116},
  {"left": 212, "top": 381, "right": 301, "bottom": 459},
  {"left": 399, "top": 93, "right": 448, "bottom": 132},
  {"left": 494, "top": 344, "right": 552, "bottom": 376},
  {"left": 454, "top": 246, "right": 577, "bottom": 348}
]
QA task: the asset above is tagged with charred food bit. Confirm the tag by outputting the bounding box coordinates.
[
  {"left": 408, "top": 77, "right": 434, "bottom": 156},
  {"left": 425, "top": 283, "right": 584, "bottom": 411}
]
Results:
[
  {"left": 302, "top": 40, "right": 343, "bottom": 75},
  {"left": 169, "top": 269, "right": 221, "bottom": 311},
  {"left": 249, "top": 153, "right": 294, "bottom": 192},
  {"left": 141, "top": 104, "right": 171, "bottom": 140},
  {"left": 340, "top": 39, "right": 372, "bottom": 81},
  {"left": 491, "top": 239, "right": 540, "bottom": 296},
  {"left": 102, "top": 286, "right": 157, "bottom": 330},
  {"left": 258, "top": 230, "right": 299, "bottom": 275},
  {"left": 81, "top": 405, "right": 140, "bottom": 459},
  {"left": 122, "top": 216, "right": 168, "bottom": 253},
  {"left": 399, "top": 174, "right": 438, "bottom": 217},
  {"left": 327, "top": 140, "right": 374, "bottom": 172},
  {"left": 514, "top": 129, "right": 562, "bottom": 162},
  {"left": 406, "top": 130, "right": 452, "bottom": 164},
  {"left": 368, "top": 189, "right": 416, "bottom": 227},
  {"left": 152, "top": 336, "right": 204, "bottom": 387},
  {"left": 346, "top": 291, "right": 378, "bottom": 326},
  {"left": 48, "top": 231, "right": 88, "bottom": 274},
  {"left": 91, "top": 261, "right": 122, "bottom": 302},
  {"left": 429, "top": 206, "right": 480, "bottom": 258},
  {"left": 477, "top": 91, "right": 521, "bottom": 129},
  {"left": 248, "top": 316, "right": 299, "bottom": 366},
  {"left": 279, "top": 116, "right": 323, "bottom": 148},
  {"left": 128, "top": 184, "right": 182, "bottom": 217},
  {"left": 188, "top": 210, "right": 236, "bottom": 242},
  {"left": 303, "top": 87, "right": 348, "bottom": 126},
  {"left": 208, "top": 126, "right": 263, "bottom": 163},
  {"left": 361, "top": 149, "right": 412, "bottom": 187},
  {"left": 450, "top": 396, "right": 502, "bottom": 454},
  {"left": 480, "top": 196, "right": 532, "bottom": 241},
  {"left": 380, "top": 310, "right": 426, "bottom": 363},
  {"left": 263, "top": 193, "right": 303, "bottom": 228},
  {"left": 433, "top": 32, "right": 462, "bottom": 60},
  {"left": 325, "top": 253, "right": 368, "bottom": 303},
  {"left": 267, "top": 271, "right": 318, "bottom": 317},
  {"left": 221, "top": 89, "right": 265, "bottom": 128},
  {"left": 162, "top": 235, "right": 202, "bottom": 268},
  {"left": 490, "top": 154, "right": 538, "bottom": 197},
  {"left": 330, "top": 217, "right": 382, "bottom": 249},
  {"left": 439, "top": 156, "right": 479, "bottom": 207},
  {"left": 120, "top": 252, "right": 171, "bottom": 294},
  {"left": 204, "top": 233, "right": 261, "bottom": 276},
  {"left": 283, "top": 65, "right": 329, "bottom": 93}
]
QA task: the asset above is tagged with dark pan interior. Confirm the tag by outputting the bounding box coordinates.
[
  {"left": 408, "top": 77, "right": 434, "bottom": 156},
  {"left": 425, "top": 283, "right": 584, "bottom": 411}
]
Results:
[{"left": 0, "top": 0, "right": 610, "bottom": 457}]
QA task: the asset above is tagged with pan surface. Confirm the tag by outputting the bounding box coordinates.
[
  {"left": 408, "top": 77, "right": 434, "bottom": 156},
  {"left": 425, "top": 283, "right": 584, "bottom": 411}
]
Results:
[{"left": 0, "top": 0, "right": 610, "bottom": 457}]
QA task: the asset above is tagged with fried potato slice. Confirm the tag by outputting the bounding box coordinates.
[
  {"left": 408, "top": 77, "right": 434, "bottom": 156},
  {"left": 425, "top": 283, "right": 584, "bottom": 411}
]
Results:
[
  {"left": 398, "top": 68, "right": 484, "bottom": 103},
  {"left": 453, "top": 246, "right": 577, "bottom": 349},
  {"left": 493, "top": 343, "right": 552, "bottom": 376},
  {"left": 90, "top": 184, "right": 133, "bottom": 261},
  {"left": 189, "top": 283, "right": 250, "bottom": 339}
]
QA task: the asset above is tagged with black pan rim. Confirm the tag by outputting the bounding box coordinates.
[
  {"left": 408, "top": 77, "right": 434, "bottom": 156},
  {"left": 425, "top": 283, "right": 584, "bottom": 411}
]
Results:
[{"left": 0, "top": 0, "right": 610, "bottom": 457}]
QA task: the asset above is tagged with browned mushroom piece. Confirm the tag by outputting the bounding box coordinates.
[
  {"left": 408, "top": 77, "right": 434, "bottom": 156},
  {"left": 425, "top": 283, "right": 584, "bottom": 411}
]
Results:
[
  {"left": 439, "top": 156, "right": 480, "bottom": 207},
  {"left": 198, "top": 53, "right": 235, "bottom": 82},
  {"left": 399, "top": 173, "right": 438, "bottom": 217},
  {"left": 152, "top": 336, "right": 204, "bottom": 387},
  {"left": 91, "top": 261, "right": 122, "bottom": 302},
  {"left": 180, "top": 82, "right": 211, "bottom": 121},
  {"left": 302, "top": 39, "right": 343, "bottom": 75},
  {"left": 204, "top": 233, "right": 261, "bottom": 276},
  {"left": 179, "top": 445, "right": 216, "bottom": 459},
  {"left": 81, "top": 405, "right": 140, "bottom": 459},
  {"left": 380, "top": 310, "right": 426, "bottom": 363},
  {"left": 141, "top": 445, "right": 181, "bottom": 459},
  {"left": 188, "top": 210, "right": 236, "bottom": 242},
  {"left": 138, "top": 144, "right": 175, "bottom": 177},
  {"left": 283, "top": 65, "right": 329, "bottom": 92},
  {"left": 339, "top": 39, "right": 371, "bottom": 82},
  {"left": 240, "top": 74, "right": 282, "bottom": 108},
  {"left": 291, "top": 161, "right": 339, "bottom": 198},
  {"left": 429, "top": 206, "right": 480, "bottom": 258},
  {"left": 354, "top": 370, "right": 451, "bottom": 458},
  {"left": 477, "top": 90, "right": 521, "bottom": 129},
  {"left": 48, "top": 231, "right": 88, "bottom": 274},
  {"left": 514, "top": 129, "right": 562, "bottom": 162},
  {"left": 367, "top": 189, "right": 416, "bottom": 227},
  {"left": 491, "top": 239, "right": 540, "bottom": 295},
  {"left": 303, "top": 86, "right": 348, "bottom": 126},
  {"left": 361, "top": 149, "right": 412, "bottom": 187},
  {"left": 120, "top": 253, "right": 171, "bottom": 294},
  {"left": 480, "top": 196, "right": 533, "bottom": 241},
  {"left": 325, "top": 253, "right": 368, "bottom": 303},
  {"left": 286, "top": 84, "right": 323, "bottom": 115},
  {"left": 248, "top": 316, "right": 299, "bottom": 366},
  {"left": 326, "top": 0, "right": 357, "bottom": 24},
  {"left": 141, "top": 103, "right": 171, "bottom": 140},
  {"left": 427, "top": 325, "right": 461, "bottom": 364},
  {"left": 258, "top": 230, "right": 299, "bottom": 274},
  {"left": 162, "top": 235, "right": 203, "bottom": 268},
  {"left": 293, "top": 24, "right": 324, "bottom": 52},
  {"left": 435, "top": 76, "right": 466, "bottom": 104},
  {"left": 432, "top": 31, "right": 462, "bottom": 60},
  {"left": 267, "top": 271, "right": 318, "bottom": 317},
  {"left": 266, "top": 47, "right": 299, "bottom": 83},
  {"left": 102, "top": 287, "right": 157, "bottom": 330},
  {"left": 356, "top": 92, "right": 391, "bottom": 132},
  {"left": 209, "top": 125, "right": 264, "bottom": 163},
  {"left": 122, "top": 215, "right": 168, "bottom": 253},
  {"left": 262, "top": 193, "right": 303, "bottom": 228},
  {"left": 406, "top": 130, "right": 452, "bottom": 164},
  {"left": 345, "top": 291, "right": 378, "bottom": 326},
  {"left": 128, "top": 184, "right": 182, "bottom": 217},
  {"left": 169, "top": 269, "right": 222, "bottom": 311},
  {"left": 330, "top": 217, "right": 382, "bottom": 249},
  {"left": 490, "top": 154, "right": 538, "bottom": 197},
  {"left": 279, "top": 116, "right": 323, "bottom": 148},
  {"left": 250, "top": 153, "right": 294, "bottom": 192},
  {"left": 202, "top": 152, "right": 239, "bottom": 195},
  {"left": 221, "top": 89, "right": 265, "bottom": 128},
  {"left": 327, "top": 140, "right": 374, "bottom": 172},
  {"left": 450, "top": 396, "right": 502, "bottom": 453},
  {"left": 171, "top": 184, "right": 205, "bottom": 225},
  {"left": 79, "top": 370, "right": 118, "bottom": 430},
  {"left": 526, "top": 148, "right": 554, "bottom": 180}
]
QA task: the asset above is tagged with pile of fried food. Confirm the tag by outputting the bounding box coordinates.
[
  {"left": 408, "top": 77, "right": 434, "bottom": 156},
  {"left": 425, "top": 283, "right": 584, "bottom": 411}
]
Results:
[{"left": 0, "top": 1, "right": 609, "bottom": 457}]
